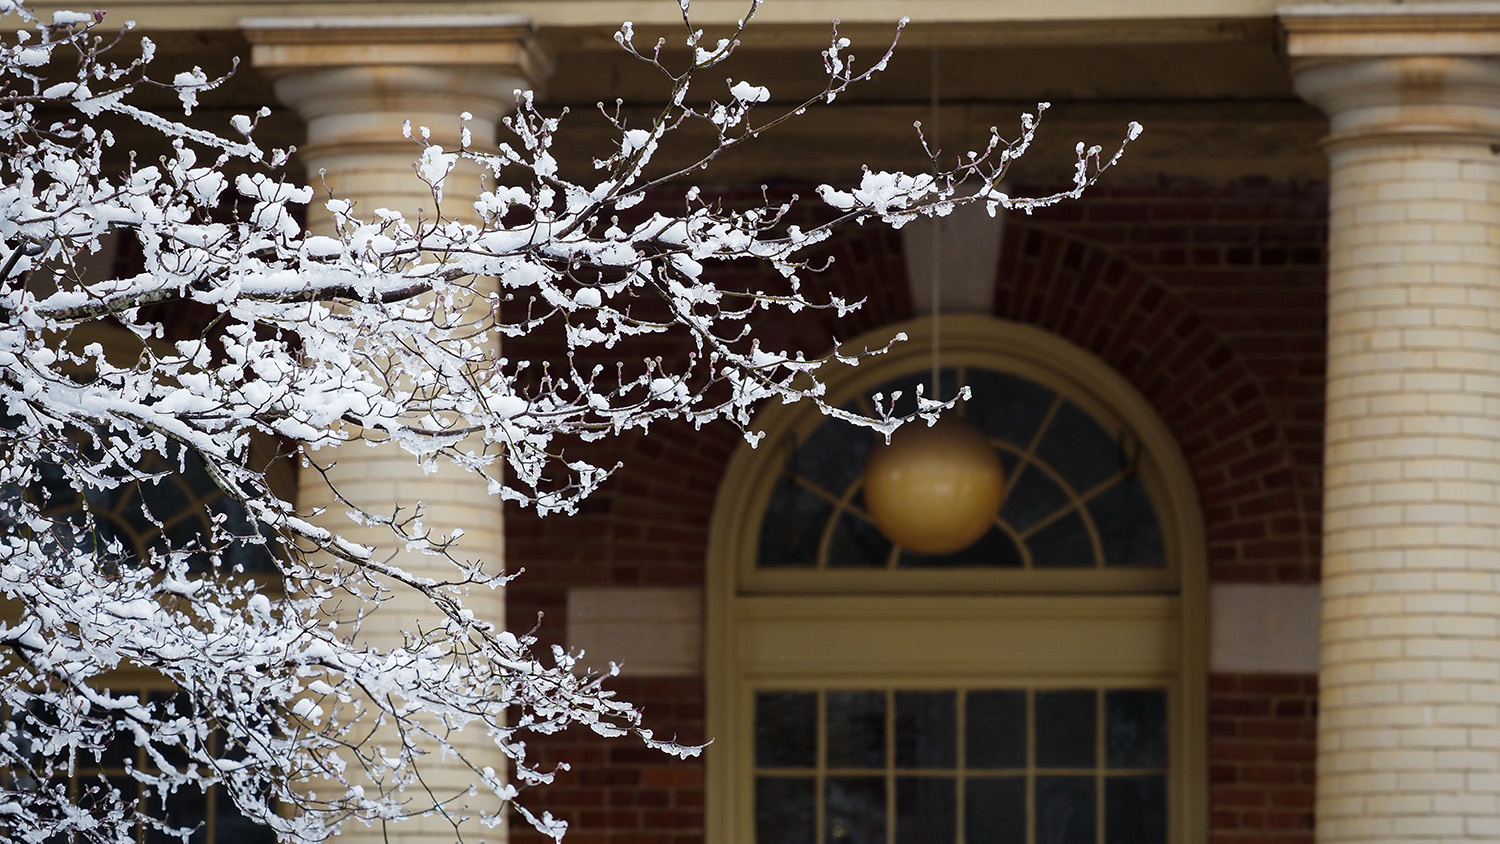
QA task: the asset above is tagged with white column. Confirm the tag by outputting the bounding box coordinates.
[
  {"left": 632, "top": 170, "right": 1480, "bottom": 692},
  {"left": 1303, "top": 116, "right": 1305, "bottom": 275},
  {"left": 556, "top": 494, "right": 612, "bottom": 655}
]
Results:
[
  {"left": 1284, "top": 7, "right": 1500, "bottom": 843},
  {"left": 245, "top": 19, "right": 549, "bottom": 844}
]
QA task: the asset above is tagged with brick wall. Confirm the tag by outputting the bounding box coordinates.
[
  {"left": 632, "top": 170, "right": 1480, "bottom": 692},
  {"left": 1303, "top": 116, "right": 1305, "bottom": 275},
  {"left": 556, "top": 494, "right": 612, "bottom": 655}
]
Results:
[
  {"left": 1210, "top": 674, "right": 1319, "bottom": 844},
  {"left": 506, "top": 179, "right": 1327, "bottom": 842},
  {"left": 508, "top": 677, "right": 706, "bottom": 844}
]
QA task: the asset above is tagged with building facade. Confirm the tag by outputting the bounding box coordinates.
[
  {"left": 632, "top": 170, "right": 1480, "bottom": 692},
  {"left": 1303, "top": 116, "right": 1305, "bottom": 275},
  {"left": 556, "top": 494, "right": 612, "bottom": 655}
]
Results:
[{"left": 80, "top": 0, "right": 1500, "bottom": 842}]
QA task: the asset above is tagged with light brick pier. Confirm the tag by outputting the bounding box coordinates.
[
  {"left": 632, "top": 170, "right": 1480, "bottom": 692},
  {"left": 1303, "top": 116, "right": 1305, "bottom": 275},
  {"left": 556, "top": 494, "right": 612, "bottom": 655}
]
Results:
[
  {"left": 247, "top": 20, "right": 549, "bottom": 844},
  {"left": 1284, "top": 6, "right": 1500, "bottom": 842}
]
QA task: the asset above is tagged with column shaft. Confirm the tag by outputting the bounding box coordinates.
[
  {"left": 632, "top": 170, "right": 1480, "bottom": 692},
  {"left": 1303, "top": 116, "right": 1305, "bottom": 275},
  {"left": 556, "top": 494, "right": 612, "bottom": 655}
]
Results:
[
  {"left": 1321, "top": 135, "right": 1500, "bottom": 843},
  {"left": 1285, "top": 9, "right": 1500, "bottom": 841},
  {"left": 247, "top": 19, "right": 549, "bottom": 844}
]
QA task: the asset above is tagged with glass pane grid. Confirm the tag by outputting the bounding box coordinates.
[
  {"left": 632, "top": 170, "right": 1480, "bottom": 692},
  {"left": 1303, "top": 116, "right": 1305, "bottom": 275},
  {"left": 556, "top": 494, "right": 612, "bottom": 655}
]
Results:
[
  {"left": 756, "top": 366, "right": 1167, "bottom": 574},
  {"left": 55, "top": 684, "right": 273, "bottom": 844},
  {"left": 754, "top": 687, "right": 1168, "bottom": 844}
]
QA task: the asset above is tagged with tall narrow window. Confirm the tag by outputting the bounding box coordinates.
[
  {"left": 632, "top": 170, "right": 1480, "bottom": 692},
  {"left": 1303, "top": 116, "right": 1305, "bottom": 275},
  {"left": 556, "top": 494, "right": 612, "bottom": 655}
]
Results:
[{"left": 13, "top": 439, "right": 282, "bottom": 843}]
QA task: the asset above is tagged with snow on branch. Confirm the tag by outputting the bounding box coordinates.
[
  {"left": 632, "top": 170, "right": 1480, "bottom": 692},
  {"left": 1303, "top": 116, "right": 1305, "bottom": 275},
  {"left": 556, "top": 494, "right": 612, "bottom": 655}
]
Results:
[{"left": 0, "top": 1, "right": 1138, "bottom": 842}]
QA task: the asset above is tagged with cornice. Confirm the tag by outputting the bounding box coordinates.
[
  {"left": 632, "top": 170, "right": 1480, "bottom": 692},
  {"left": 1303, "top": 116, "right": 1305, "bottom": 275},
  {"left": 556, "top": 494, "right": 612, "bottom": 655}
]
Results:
[
  {"left": 1280, "top": 3, "right": 1500, "bottom": 59},
  {"left": 243, "top": 16, "right": 554, "bottom": 84}
]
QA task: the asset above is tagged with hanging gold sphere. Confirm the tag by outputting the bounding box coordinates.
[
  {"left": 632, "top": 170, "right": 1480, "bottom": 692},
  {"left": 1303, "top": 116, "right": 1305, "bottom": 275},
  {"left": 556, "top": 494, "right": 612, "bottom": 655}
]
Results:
[{"left": 862, "top": 416, "right": 1005, "bottom": 555}]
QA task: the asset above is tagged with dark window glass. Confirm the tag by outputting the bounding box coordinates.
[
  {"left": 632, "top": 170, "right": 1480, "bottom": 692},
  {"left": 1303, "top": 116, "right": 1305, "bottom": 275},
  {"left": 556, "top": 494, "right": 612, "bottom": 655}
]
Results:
[
  {"left": 1035, "top": 400, "right": 1122, "bottom": 494},
  {"left": 1036, "top": 776, "right": 1096, "bottom": 844},
  {"left": 35, "top": 460, "right": 77, "bottom": 508},
  {"left": 211, "top": 803, "right": 276, "bottom": 844},
  {"left": 1028, "top": 511, "right": 1095, "bottom": 569},
  {"left": 898, "top": 527, "right": 1021, "bottom": 569},
  {"left": 149, "top": 785, "right": 208, "bottom": 844},
  {"left": 895, "top": 692, "right": 956, "bottom": 769},
  {"left": 896, "top": 777, "right": 956, "bottom": 844},
  {"left": 1000, "top": 464, "right": 1071, "bottom": 533},
  {"left": 1036, "top": 691, "right": 1095, "bottom": 769},
  {"left": 827, "top": 692, "right": 885, "bottom": 769},
  {"left": 98, "top": 721, "right": 136, "bottom": 769},
  {"left": 756, "top": 475, "right": 831, "bottom": 568},
  {"left": 104, "top": 774, "right": 141, "bottom": 815},
  {"left": 1089, "top": 475, "right": 1165, "bottom": 568},
  {"left": 1105, "top": 775, "right": 1167, "bottom": 844},
  {"left": 140, "top": 474, "right": 193, "bottom": 533},
  {"left": 790, "top": 415, "right": 874, "bottom": 500},
  {"left": 966, "top": 691, "right": 1026, "bottom": 769},
  {"left": 965, "top": 777, "right": 1026, "bottom": 844},
  {"left": 756, "top": 692, "right": 817, "bottom": 768},
  {"left": 963, "top": 370, "right": 1056, "bottom": 450},
  {"left": 825, "top": 777, "right": 885, "bottom": 844},
  {"left": 1105, "top": 690, "right": 1168, "bottom": 770},
  {"left": 756, "top": 777, "right": 816, "bottom": 844},
  {"left": 826, "top": 510, "right": 892, "bottom": 569}
]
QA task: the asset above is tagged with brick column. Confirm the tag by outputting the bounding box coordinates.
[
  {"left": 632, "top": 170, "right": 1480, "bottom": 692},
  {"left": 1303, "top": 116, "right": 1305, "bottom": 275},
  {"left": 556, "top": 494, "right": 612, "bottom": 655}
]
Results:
[
  {"left": 1283, "top": 7, "right": 1500, "bottom": 842},
  {"left": 245, "top": 19, "right": 549, "bottom": 844}
]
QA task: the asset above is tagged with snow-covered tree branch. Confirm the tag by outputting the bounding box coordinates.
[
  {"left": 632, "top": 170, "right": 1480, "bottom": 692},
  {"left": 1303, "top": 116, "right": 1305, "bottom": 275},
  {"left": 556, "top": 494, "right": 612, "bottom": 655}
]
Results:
[{"left": 0, "top": 0, "right": 1139, "bottom": 841}]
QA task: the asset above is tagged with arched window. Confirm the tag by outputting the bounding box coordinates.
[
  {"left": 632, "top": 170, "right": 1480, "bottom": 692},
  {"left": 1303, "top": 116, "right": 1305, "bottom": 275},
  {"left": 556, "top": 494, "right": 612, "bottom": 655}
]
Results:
[
  {"left": 706, "top": 317, "right": 1206, "bottom": 844},
  {"left": 18, "top": 438, "right": 282, "bottom": 844}
]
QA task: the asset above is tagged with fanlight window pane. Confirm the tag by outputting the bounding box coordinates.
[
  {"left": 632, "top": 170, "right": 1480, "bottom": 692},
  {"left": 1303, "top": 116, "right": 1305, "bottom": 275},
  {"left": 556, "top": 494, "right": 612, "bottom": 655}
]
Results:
[
  {"left": 755, "top": 367, "right": 1165, "bottom": 572},
  {"left": 752, "top": 687, "right": 1169, "bottom": 844}
]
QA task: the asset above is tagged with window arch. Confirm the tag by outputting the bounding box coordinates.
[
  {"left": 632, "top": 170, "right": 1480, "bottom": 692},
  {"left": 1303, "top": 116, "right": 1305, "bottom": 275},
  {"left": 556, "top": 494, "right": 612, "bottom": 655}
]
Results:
[
  {"left": 706, "top": 316, "right": 1206, "bottom": 844},
  {"left": 755, "top": 365, "right": 1165, "bottom": 575}
]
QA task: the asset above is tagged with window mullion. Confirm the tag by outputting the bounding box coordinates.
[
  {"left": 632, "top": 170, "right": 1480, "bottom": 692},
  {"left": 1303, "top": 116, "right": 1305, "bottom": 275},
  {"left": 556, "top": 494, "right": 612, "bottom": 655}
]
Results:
[
  {"left": 1026, "top": 689, "right": 1036, "bottom": 844},
  {"left": 956, "top": 689, "right": 967, "bottom": 844},
  {"left": 885, "top": 689, "right": 895, "bottom": 844},
  {"left": 816, "top": 691, "right": 827, "bottom": 844}
]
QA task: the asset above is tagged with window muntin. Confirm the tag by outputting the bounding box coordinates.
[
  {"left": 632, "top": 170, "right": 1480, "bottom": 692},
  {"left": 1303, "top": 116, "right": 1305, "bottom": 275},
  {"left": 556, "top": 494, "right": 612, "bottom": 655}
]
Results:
[{"left": 751, "top": 686, "right": 1169, "bottom": 844}]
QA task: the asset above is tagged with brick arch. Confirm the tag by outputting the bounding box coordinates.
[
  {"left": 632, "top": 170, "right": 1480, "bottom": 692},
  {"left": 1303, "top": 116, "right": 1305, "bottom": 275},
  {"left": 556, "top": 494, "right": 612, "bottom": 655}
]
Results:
[{"left": 996, "top": 221, "right": 1318, "bottom": 583}]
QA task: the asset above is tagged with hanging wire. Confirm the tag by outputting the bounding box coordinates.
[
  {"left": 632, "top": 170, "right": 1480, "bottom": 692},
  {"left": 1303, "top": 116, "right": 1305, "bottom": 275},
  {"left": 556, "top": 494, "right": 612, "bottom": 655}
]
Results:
[{"left": 929, "top": 47, "right": 942, "bottom": 404}]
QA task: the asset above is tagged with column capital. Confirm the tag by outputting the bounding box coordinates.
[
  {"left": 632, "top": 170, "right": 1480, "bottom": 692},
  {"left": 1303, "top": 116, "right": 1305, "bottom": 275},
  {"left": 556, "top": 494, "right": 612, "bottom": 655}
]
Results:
[
  {"left": 243, "top": 17, "right": 553, "bottom": 160},
  {"left": 1280, "top": 3, "right": 1500, "bottom": 151}
]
